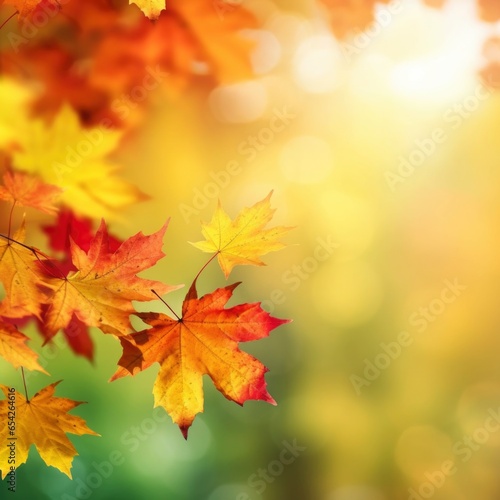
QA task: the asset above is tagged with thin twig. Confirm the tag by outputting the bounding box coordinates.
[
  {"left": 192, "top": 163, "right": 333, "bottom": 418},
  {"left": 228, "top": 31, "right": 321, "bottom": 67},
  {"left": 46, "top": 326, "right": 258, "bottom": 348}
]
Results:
[
  {"left": 7, "top": 201, "right": 16, "bottom": 240},
  {"left": 151, "top": 289, "right": 181, "bottom": 321},
  {"left": 193, "top": 252, "right": 219, "bottom": 283},
  {"left": 21, "top": 367, "right": 29, "bottom": 403},
  {"left": 0, "top": 11, "right": 17, "bottom": 32},
  {"left": 0, "top": 232, "right": 67, "bottom": 280}
]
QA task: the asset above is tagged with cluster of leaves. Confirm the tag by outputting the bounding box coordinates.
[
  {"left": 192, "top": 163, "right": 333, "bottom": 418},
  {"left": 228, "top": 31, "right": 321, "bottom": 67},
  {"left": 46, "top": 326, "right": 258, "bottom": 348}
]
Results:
[
  {"left": 0, "top": 163, "right": 292, "bottom": 476},
  {"left": 0, "top": 0, "right": 296, "bottom": 480},
  {"left": 0, "top": 0, "right": 257, "bottom": 125},
  {"left": 4, "top": 0, "right": 495, "bottom": 484}
]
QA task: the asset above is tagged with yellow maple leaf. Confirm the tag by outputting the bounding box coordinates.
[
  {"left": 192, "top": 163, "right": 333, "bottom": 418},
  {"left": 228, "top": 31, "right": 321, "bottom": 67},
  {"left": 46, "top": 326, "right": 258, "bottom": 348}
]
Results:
[
  {"left": 0, "top": 382, "right": 99, "bottom": 478},
  {"left": 11, "top": 104, "right": 143, "bottom": 219},
  {"left": 190, "top": 192, "right": 293, "bottom": 278},
  {"left": 0, "top": 221, "right": 46, "bottom": 319},
  {"left": 0, "top": 321, "right": 48, "bottom": 374},
  {"left": 130, "top": 0, "right": 165, "bottom": 19}
]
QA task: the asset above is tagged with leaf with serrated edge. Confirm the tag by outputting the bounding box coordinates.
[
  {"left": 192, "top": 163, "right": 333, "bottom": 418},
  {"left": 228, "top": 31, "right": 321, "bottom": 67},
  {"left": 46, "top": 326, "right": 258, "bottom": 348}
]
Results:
[
  {"left": 0, "top": 382, "right": 99, "bottom": 479},
  {"left": 42, "top": 219, "right": 182, "bottom": 337},
  {"left": 0, "top": 321, "right": 48, "bottom": 374},
  {"left": 111, "top": 279, "right": 290, "bottom": 438},
  {"left": 0, "top": 220, "right": 47, "bottom": 319},
  {"left": 129, "top": 0, "right": 165, "bottom": 19},
  {"left": 191, "top": 191, "right": 293, "bottom": 278}
]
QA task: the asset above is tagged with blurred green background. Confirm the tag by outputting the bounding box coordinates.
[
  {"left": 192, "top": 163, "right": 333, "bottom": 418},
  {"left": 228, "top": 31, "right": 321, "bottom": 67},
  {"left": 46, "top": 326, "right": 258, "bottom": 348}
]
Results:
[{"left": 3, "top": 0, "right": 500, "bottom": 499}]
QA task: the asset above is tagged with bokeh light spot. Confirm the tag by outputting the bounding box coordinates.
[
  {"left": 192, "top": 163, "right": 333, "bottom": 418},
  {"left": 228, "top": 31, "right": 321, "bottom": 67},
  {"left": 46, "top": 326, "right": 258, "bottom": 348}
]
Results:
[{"left": 280, "top": 135, "right": 333, "bottom": 183}]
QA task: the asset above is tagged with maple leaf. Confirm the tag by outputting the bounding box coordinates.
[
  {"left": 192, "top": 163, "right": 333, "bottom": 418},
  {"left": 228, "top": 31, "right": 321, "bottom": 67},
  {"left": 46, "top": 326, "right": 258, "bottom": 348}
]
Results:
[
  {"left": 40, "top": 212, "right": 123, "bottom": 360},
  {"left": 0, "top": 221, "right": 46, "bottom": 319},
  {"left": 10, "top": 104, "right": 143, "bottom": 219},
  {"left": 60, "top": 314, "right": 94, "bottom": 360},
  {"left": 0, "top": 320, "right": 48, "bottom": 373},
  {"left": 0, "top": 382, "right": 99, "bottom": 478},
  {"left": 111, "top": 279, "right": 289, "bottom": 438},
  {"left": 0, "top": 170, "right": 62, "bottom": 215},
  {"left": 130, "top": 0, "right": 165, "bottom": 20},
  {"left": 2, "top": 0, "right": 59, "bottom": 21},
  {"left": 42, "top": 209, "right": 123, "bottom": 271},
  {"left": 41, "top": 220, "right": 181, "bottom": 337},
  {"left": 191, "top": 192, "right": 293, "bottom": 278},
  {"left": 37, "top": 308, "right": 95, "bottom": 361}
]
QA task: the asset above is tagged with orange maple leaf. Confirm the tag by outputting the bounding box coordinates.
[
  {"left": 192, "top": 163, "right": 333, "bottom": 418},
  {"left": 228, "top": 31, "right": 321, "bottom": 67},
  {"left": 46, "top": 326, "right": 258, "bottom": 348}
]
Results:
[
  {"left": 41, "top": 220, "right": 181, "bottom": 337},
  {"left": 111, "top": 279, "right": 289, "bottom": 437},
  {"left": 191, "top": 191, "right": 293, "bottom": 278},
  {"left": 0, "top": 382, "right": 99, "bottom": 478},
  {"left": 0, "top": 170, "right": 62, "bottom": 215},
  {"left": 0, "top": 320, "right": 48, "bottom": 374}
]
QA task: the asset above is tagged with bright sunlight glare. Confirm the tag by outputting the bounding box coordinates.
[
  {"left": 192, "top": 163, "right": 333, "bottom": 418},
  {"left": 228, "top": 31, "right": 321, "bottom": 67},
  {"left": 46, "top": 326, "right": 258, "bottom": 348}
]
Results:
[{"left": 388, "top": 0, "right": 489, "bottom": 100}]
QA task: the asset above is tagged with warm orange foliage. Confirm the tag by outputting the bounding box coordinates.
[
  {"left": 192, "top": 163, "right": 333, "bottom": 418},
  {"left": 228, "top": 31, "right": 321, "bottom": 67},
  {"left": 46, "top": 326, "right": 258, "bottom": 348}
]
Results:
[
  {"left": 0, "top": 0, "right": 298, "bottom": 477},
  {"left": 0, "top": 170, "right": 62, "bottom": 215},
  {"left": 112, "top": 279, "right": 289, "bottom": 437},
  {"left": 40, "top": 220, "right": 180, "bottom": 338}
]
